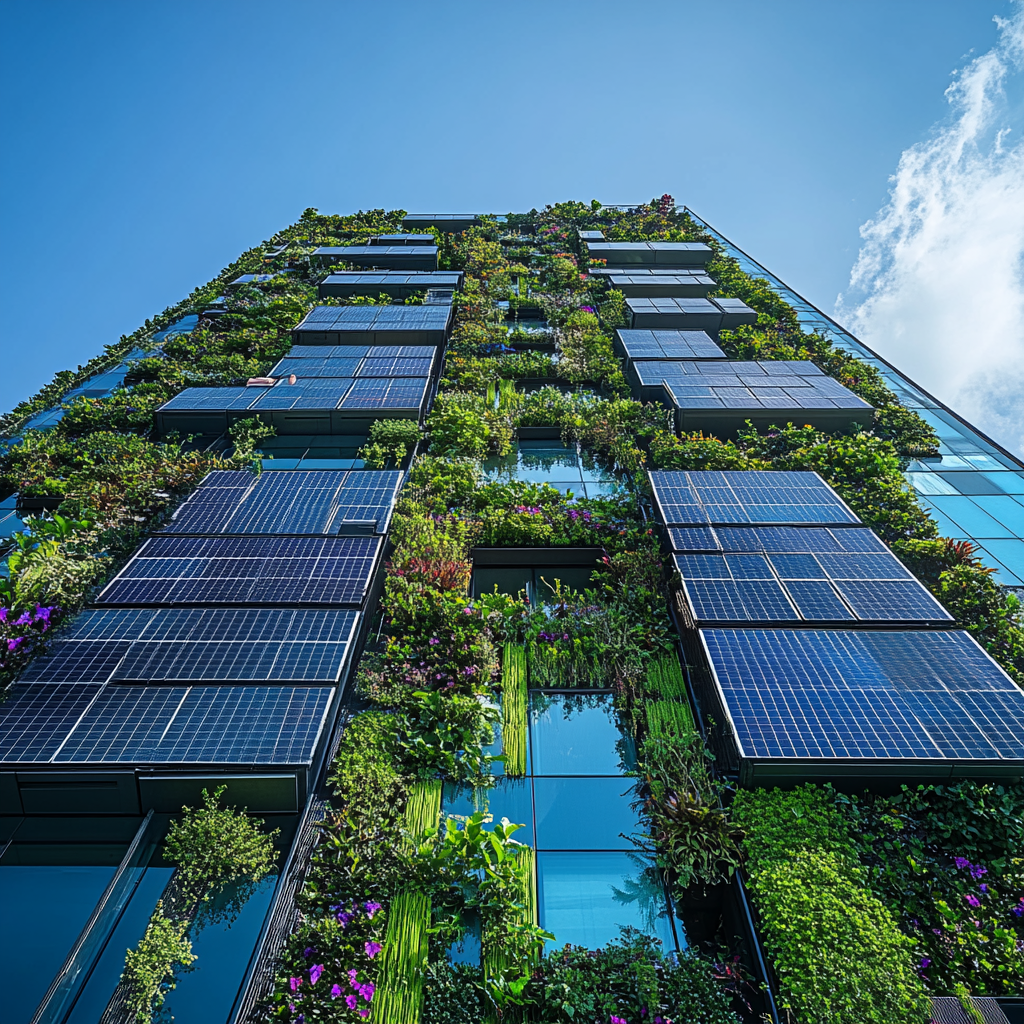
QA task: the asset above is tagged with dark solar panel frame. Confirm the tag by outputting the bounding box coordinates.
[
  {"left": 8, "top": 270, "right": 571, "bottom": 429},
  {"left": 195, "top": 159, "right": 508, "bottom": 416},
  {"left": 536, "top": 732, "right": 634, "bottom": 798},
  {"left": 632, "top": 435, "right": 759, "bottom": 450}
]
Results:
[{"left": 700, "top": 628, "right": 1024, "bottom": 767}]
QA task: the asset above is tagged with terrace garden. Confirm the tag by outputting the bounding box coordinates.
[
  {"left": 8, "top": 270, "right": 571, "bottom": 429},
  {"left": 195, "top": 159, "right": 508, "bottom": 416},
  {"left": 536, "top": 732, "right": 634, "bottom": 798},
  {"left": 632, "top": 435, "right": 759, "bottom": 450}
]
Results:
[{"left": 1, "top": 199, "right": 1023, "bottom": 1023}]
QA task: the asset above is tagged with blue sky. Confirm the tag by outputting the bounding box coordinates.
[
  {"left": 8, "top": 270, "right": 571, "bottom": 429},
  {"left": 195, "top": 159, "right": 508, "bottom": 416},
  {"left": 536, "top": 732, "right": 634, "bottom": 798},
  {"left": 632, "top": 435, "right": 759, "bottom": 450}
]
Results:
[{"left": 1, "top": 0, "right": 1019, "bottom": 439}]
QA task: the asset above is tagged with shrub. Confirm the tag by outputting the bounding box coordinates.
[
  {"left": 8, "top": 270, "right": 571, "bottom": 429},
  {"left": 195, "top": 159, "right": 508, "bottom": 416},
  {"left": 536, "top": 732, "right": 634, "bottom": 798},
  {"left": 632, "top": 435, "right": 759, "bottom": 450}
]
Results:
[{"left": 751, "top": 850, "right": 930, "bottom": 1024}]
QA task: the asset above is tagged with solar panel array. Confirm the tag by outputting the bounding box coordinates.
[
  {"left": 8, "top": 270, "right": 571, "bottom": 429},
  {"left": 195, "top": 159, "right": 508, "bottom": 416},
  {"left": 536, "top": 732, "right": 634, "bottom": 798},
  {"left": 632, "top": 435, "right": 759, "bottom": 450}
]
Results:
[
  {"left": 0, "top": 683, "right": 333, "bottom": 765},
  {"left": 650, "top": 470, "right": 860, "bottom": 526},
  {"left": 163, "top": 469, "right": 401, "bottom": 535},
  {"left": 604, "top": 272, "right": 717, "bottom": 297},
  {"left": 161, "top": 376, "right": 431, "bottom": 416},
  {"left": 634, "top": 359, "right": 872, "bottom": 413},
  {"left": 319, "top": 271, "right": 463, "bottom": 299},
  {"left": 626, "top": 297, "right": 759, "bottom": 331},
  {"left": 616, "top": 329, "right": 725, "bottom": 361},
  {"left": 672, "top": 531, "right": 952, "bottom": 625},
  {"left": 292, "top": 303, "right": 452, "bottom": 344},
  {"left": 586, "top": 241, "right": 713, "bottom": 266},
  {"left": 97, "top": 536, "right": 381, "bottom": 606},
  {"left": 703, "top": 629, "right": 1024, "bottom": 762}
]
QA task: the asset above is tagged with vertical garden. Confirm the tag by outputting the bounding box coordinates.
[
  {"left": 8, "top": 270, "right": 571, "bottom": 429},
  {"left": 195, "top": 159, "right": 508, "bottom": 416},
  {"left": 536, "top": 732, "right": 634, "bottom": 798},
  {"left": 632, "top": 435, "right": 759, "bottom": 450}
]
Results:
[{"left": 2, "top": 199, "right": 1023, "bottom": 1023}]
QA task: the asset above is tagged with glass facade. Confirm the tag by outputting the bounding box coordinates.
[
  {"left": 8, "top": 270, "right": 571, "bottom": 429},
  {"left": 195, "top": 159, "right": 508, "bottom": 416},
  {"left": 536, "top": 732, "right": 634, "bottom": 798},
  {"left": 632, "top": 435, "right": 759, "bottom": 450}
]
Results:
[{"left": 687, "top": 209, "right": 1024, "bottom": 586}]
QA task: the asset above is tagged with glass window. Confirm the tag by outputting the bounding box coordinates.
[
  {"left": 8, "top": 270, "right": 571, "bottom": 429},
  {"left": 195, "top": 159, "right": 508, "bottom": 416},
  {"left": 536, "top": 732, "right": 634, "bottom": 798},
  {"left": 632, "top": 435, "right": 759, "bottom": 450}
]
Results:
[
  {"left": 982, "top": 472, "right": 1024, "bottom": 495},
  {"left": 978, "top": 540, "right": 1024, "bottom": 584},
  {"left": 923, "top": 496, "right": 1015, "bottom": 539},
  {"left": 533, "top": 778, "right": 639, "bottom": 850},
  {"left": 537, "top": 852, "right": 676, "bottom": 950},
  {"left": 530, "top": 693, "right": 632, "bottom": 775},
  {"left": 907, "top": 473, "right": 959, "bottom": 496},
  {"left": 443, "top": 780, "right": 534, "bottom": 844},
  {"left": 934, "top": 473, "right": 1004, "bottom": 496},
  {"left": 970, "top": 496, "right": 1024, "bottom": 537},
  {"left": 916, "top": 500, "right": 970, "bottom": 540}
]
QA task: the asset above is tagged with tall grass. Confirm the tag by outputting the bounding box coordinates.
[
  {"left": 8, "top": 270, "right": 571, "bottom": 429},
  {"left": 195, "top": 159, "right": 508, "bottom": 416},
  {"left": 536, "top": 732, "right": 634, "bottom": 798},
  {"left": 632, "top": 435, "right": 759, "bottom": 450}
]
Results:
[
  {"left": 375, "top": 889, "right": 430, "bottom": 1024},
  {"left": 502, "top": 643, "right": 528, "bottom": 777},
  {"left": 646, "top": 699, "right": 695, "bottom": 740},
  {"left": 482, "top": 845, "right": 538, "bottom": 1023},
  {"left": 404, "top": 779, "right": 442, "bottom": 837},
  {"left": 645, "top": 652, "right": 688, "bottom": 699}
]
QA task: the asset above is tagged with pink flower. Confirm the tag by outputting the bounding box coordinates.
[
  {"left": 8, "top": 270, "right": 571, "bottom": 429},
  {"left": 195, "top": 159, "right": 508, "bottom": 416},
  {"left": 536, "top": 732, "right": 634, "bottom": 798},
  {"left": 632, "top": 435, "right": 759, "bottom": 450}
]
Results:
[{"left": 289, "top": 977, "right": 302, "bottom": 992}]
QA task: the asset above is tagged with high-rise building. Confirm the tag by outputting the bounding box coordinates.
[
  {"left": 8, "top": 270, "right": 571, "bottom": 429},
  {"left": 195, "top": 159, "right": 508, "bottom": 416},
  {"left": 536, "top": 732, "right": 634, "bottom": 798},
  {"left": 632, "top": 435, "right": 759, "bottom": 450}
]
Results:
[{"left": 1, "top": 202, "right": 1021, "bottom": 1024}]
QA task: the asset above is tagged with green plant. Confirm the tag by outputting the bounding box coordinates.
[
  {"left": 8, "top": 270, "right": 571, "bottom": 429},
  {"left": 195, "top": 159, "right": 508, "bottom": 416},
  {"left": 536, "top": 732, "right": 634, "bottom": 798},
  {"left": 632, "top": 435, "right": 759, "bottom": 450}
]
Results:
[
  {"left": 375, "top": 889, "right": 431, "bottom": 1024},
  {"left": 751, "top": 850, "right": 930, "bottom": 1024},
  {"left": 163, "top": 785, "right": 278, "bottom": 893},
  {"left": 121, "top": 902, "right": 197, "bottom": 1023},
  {"left": 229, "top": 416, "right": 276, "bottom": 464},
  {"left": 645, "top": 699, "right": 695, "bottom": 740},
  {"left": 644, "top": 653, "right": 689, "bottom": 699},
  {"left": 359, "top": 418, "right": 422, "bottom": 469},
  {"left": 501, "top": 643, "right": 528, "bottom": 778}
]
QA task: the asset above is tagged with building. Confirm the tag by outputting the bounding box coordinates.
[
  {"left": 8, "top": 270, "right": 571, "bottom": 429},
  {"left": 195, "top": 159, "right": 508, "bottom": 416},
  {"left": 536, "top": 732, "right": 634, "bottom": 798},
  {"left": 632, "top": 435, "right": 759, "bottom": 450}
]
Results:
[{"left": 2, "top": 205, "right": 1022, "bottom": 1024}]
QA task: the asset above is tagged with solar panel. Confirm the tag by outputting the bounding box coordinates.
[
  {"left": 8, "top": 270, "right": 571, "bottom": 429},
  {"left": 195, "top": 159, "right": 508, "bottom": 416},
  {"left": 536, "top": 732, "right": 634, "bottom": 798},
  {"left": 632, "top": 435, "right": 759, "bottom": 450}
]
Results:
[
  {"left": 668, "top": 507, "right": 951, "bottom": 625},
  {"left": 702, "top": 628, "right": 1024, "bottom": 764},
  {"left": 52, "top": 685, "right": 333, "bottom": 765},
  {"left": 99, "top": 536, "right": 380, "bottom": 606},
  {"left": 19, "top": 641, "right": 131, "bottom": 683},
  {"left": 683, "top": 579, "right": 800, "bottom": 623},
  {"left": 0, "top": 684, "right": 103, "bottom": 762},
  {"left": 651, "top": 470, "right": 860, "bottom": 527}
]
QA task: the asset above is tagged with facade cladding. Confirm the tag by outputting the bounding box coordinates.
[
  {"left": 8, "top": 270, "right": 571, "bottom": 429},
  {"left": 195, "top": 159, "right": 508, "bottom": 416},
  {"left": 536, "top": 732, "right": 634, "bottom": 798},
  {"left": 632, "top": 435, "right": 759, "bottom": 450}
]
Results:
[{"left": 3, "top": 207, "right": 1023, "bottom": 1024}]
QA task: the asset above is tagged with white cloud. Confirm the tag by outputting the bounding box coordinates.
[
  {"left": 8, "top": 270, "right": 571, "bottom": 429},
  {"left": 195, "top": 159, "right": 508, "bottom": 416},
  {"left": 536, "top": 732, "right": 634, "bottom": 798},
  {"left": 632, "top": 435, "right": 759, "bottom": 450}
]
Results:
[{"left": 837, "top": 6, "right": 1024, "bottom": 458}]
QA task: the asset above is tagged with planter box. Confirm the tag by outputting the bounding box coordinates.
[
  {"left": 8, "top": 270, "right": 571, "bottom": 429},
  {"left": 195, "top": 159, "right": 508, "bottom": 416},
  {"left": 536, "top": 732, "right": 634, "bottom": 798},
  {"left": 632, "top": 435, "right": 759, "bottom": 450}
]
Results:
[
  {"left": 516, "top": 426, "right": 562, "bottom": 440},
  {"left": 473, "top": 546, "right": 603, "bottom": 567},
  {"left": 18, "top": 495, "right": 64, "bottom": 512}
]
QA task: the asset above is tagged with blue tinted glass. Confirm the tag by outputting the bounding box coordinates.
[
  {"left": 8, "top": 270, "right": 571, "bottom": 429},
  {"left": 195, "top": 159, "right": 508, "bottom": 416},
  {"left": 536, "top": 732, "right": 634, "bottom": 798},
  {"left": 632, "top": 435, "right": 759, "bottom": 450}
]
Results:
[
  {"left": 917, "top": 499, "right": 970, "bottom": 540},
  {"left": 970, "top": 496, "right": 1024, "bottom": 537},
  {"left": 923, "top": 496, "right": 1015, "bottom": 539},
  {"left": 978, "top": 540, "right": 1024, "bottom": 584},
  {"left": 537, "top": 852, "right": 676, "bottom": 950},
  {"left": 443, "top": 780, "right": 534, "bottom": 844},
  {"left": 529, "top": 693, "right": 632, "bottom": 775},
  {"left": 982, "top": 472, "right": 1024, "bottom": 495},
  {"left": 533, "top": 777, "right": 639, "bottom": 850}
]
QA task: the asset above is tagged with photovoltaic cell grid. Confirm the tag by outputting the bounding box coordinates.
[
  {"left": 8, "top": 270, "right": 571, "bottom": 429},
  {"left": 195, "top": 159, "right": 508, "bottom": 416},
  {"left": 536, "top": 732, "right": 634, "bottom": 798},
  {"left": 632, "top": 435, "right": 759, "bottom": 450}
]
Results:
[
  {"left": 20, "top": 608, "right": 359, "bottom": 684},
  {"left": 634, "top": 360, "right": 873, "bottom": 412},
  {"left": 616, "top": 329, "right": 725, "bottom": 361},
  {"left": 268, "top": 352, "right": 435, "bottom": 378},
  {"left": 284, "top": 344, "right": 437, "bottom": 360},
  {"left": 97, "top": 535, "right": 380, "bottom": 606},
  {"left": 293, "top": 305, "right": 451, "bottom": 333},
  {"left": 650, "top": 470, "right": 860, "bottom": 527},
  {"left": 161, "top": 470, "right": 401, "bottom": 535},
  {"left": 702, "top": 628, "right": 1024, "bottom": 762},
  {"left": 0, "top": 684, "right": 333, "bottom": 765},
  {"left": 669, "top": 525, "right": 951, "bottom": 624},
  {"left": 674, "top": 552, "right": 950, "bottom": 625}
]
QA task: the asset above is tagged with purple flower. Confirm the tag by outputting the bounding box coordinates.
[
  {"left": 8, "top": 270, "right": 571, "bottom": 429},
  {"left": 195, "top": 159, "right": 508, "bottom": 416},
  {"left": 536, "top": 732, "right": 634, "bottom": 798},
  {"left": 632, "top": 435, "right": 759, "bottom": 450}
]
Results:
[
  {"left": 0, "top": 607, "right": 7, "bottom": 623},
  {"left": 359, "top": 982, "right": 375, "bottom": 1001},
  {"left": 289, "top": 977, "right": 302, "bottom": 992},
  {"left": 1012, "top": 900, "right": 1024, "bottom": 918},
  {"left": 966, "top": 894, "right": 982, "bottom": 907},
  {"left": 954, "top": 856, "right": 970, "bottom": 869},
  {"left": 429, "top": 637, "right": 439, "bottom": 645},
  {"left": 348, "top": 969, "right": 359, "bottom": 987},
  {"left": 309, "top": 964, "right": 323, "bottom": 985},
  {"left": 346, "top": 994, "right": 358, "bottom": 1010},
  {"left": 331, "top": 984, "right": 343, "bottom": 999},
  {"left": 980, "top": 884, "right": 989, "bottom": 893},
  {"left": 303, "top": 946, "right": 316, "bottom": 959},
  {"left": 971, "top": 864, "right": 989, "bottom": 880},
  {"left": 14, "top": 611, "right": 31, "bottom": 626},
  {"left": 365, "top": 901, "right": 382, "bottom": 918},
  {"left": 919, "top": 957, "right": 931, "bottom": 970},
  {"left": 7, "top": 637, "right": 27, "bottom": 653},
  {"left": 360, "top": 1013, "right": 369, "bottom": 1020},
  {"left": 365, "top": 941, "right": 382, "bottom": 959},
  {"left": 610, "top": 1017, "right": 627, "bottom": 1024}
]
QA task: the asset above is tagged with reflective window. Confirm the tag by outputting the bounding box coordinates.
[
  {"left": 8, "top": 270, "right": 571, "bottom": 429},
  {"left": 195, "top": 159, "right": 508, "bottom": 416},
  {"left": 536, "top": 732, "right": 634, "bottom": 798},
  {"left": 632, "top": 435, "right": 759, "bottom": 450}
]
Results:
[{"left": 529, "top": 693, "right": 632, "bottom": 775}]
